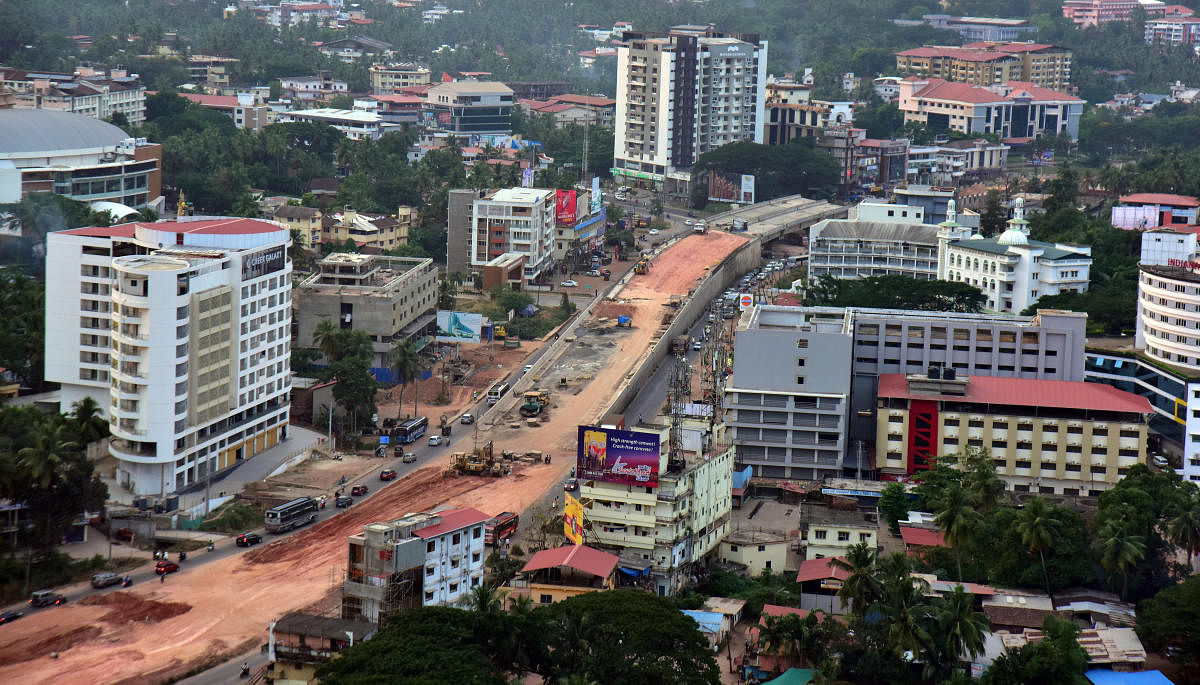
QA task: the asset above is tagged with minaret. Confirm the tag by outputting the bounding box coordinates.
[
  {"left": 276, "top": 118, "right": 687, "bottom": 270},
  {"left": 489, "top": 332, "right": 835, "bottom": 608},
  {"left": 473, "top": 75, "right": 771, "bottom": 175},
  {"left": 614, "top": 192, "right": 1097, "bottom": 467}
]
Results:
[
  {"left": 997, "top": 197, "right": 1029, "bottom": 246},
  {"left": 936, "top": 199, "right": 966, "bottom": 279}
]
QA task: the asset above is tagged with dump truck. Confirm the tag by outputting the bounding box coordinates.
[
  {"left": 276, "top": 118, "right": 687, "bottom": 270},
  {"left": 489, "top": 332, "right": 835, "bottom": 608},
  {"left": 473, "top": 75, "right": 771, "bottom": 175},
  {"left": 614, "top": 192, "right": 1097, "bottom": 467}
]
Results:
[{"left": 671, "top": 335, "right": 690, "bottom": 355}]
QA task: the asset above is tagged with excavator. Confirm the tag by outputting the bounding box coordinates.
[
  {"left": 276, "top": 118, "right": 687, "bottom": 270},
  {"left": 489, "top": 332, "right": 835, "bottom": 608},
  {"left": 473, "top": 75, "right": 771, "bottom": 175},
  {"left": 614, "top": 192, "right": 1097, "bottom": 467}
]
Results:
[{"left": 445, "top": 441, "right": 505, "bottom": 477}]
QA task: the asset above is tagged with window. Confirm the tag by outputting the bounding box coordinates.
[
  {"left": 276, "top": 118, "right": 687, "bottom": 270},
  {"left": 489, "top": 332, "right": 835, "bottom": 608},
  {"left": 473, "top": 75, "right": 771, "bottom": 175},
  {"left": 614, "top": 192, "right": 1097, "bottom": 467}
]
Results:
[
  {"left": 837, "top": 531, "right": 850, "bottom": 542},
  {"left": 796, "top": 376, "right": 805, "bottom": 385},
  {"left": 758, "top": 545, "right": 766, "bottom": 552},
  {"left": 425, "top": 591, "right": 434, "bottom": 602},
  {"left": 452, "top": 533, "right": 461, "bottom": 545},
  {"left": 797, "top": 358, "right": 806, "bottom": 367},
  {"left": 449, "top": 582, "right": 459, "bottom": 593},
  {"left": 426, "top": 566, "right": 434, "bottom": 576},
  {"left": 540, "top": 594, "right": 553, "bottom": 604},
  {"left": 814, "top": 530, "right": 827, "bottom": 540},
  {"left": 859, "top": 532, "right": 871, "bottom": 542},
  {"left": 472, "top": 552, "right": 481, "bottom": 563},
  {"left": 451, "top": 558, "right": 460, "bottom": 569},
  {"left": 797, "top": 339, "right": 808, "bottom": 349},
  {"left": 473, "top": 527, "right": 481, "bottom": 539},
  {"left": 427, "top": 541, "right": 435, "bottom": 553}
]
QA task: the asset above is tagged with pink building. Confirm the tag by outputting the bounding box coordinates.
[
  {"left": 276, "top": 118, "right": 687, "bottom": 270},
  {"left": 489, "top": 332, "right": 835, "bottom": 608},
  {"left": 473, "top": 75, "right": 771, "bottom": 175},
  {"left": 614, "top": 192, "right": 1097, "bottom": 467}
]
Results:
[{"left": 1062, "top": 0, "right": 1168, "bottom": 27}]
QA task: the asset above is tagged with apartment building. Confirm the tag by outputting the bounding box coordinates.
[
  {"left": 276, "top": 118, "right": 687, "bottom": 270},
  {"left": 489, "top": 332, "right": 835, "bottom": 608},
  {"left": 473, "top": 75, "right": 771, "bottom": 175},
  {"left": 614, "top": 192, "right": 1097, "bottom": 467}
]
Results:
[
  {"left": 875, "top": 371, "right": 1152, "bottom": 495},
  {"left": 175, "top": 91, "right": 275, "bottom": 132},
  {"left": 546, "top": 94, "right": 616, "bottom": 127},
  {"left": 341, "top": 508, "right": 490, "bottom": 624},
  {"left": 1063, "top": 0, "right": 1171, "bottom": 27},
  {"left": 467, "top": 188, "right": 556, "bottom": 283},
  {"left": 0, "top": 66, "right": 146, "bottom": 125},
  {"left": 320, "top": 206, "right": 413, "bottom": 250},
  {"left": 725, "top": 307, "right": 853, "bottom": 480},
  {"left": 613, "top": 25, "right": 767, "bottom": 197},
  {"left": 908, "top": 15, "right": 1039, "bottom": 43},
  {"left": 580, "top": 421, "right": 734, "bottom": 597},
  {"left": 294, "top": 253, "right": 437, "bottom": 373},
  {"left": 186, "top": 56, "right": 237, "bottom": 90},
  {"left": 278, "top": 108, "right": 399, "bottom": 141},
  {"left": 897, "top": 78, "right": 1084, "bottom": 141},
  {"left": 895, "top": 43, "right": 1072, "bottom": 91},
  {"left": 45, "top": 217, "right": 293, "bottom": 496},
  {"left": 798, "top": 506, "right": 878, "bottom": 560},
  {"left": 422, "top": 81, "right": 515, "bottom": 143},
  {"left": 0, "top": 110, "right": 162, "bottom": 209},
  {"left": 1145, "top": 16, "right": 1200, "bottom": 46},
  {"left": 808, "top": 201, "right": 944, "bottom": 282},
  {"left": 552, "top": 187, "right": 606, "bottom": 261},
  {"left": 941, "top": 199, "right": 1092, "bottom": 313},
  {"left": 272, "top": 205, "right": 322, "bottom": 248},
  {"left": 279, "top": 72, "right": 348, "bottom": 103},
  {"left": 370, "top": 62, "right": 431, "bottom": 94}
]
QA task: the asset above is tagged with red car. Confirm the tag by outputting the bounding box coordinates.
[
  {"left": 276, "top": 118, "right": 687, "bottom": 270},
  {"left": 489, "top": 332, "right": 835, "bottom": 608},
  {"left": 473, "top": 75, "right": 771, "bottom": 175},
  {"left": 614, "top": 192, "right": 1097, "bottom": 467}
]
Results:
[
  {"left": 350, "top": 484, "right": 368, "bottom": 496},
  {"left": 154, "top": 561, "right": 180, "bottom": 575},
  {"left": 379, "top": 469, "right": 397, "bottom": 481}
]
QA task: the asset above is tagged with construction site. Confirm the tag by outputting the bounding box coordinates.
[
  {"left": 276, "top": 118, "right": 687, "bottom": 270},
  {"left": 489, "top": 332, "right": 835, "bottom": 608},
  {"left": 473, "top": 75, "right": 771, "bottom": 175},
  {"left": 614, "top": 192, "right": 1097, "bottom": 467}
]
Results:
[{"left": 0, "top": 229, "right": 756, "bottom": 685}]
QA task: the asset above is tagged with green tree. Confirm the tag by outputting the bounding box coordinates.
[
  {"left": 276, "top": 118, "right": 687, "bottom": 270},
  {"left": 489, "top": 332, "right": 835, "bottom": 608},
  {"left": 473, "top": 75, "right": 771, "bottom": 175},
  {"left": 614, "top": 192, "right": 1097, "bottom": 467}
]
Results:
[
  {"left": 17, "top": 420, "right": 78, "bottom": 490},
  {"left": 388, "top": 339, "right": 423, "bottom": 419},
  {"left": 982, "top": 615, "right": 1089, "bottom": 685},
  {"left": 0, "top": 269, "right": 45, "bottom": 388},
  {"left": 930, "top": 586, "right": 990, "bottom": 680},
  {"left": 312, "top": 318, "right": 341, "bottom": 361},
  {"left": 979, "top": 190, "right": 1007, "bottom": 238},
  {"left": 69, "top": 397, "right": 109, "bottom": 449},
  {"left": 935, "top": 484, "right": 980, "bottom": 581},
  {"left": 878, "top": 482, "right": 909, "bottom": 536},
  {"left": 1166, "top": 497, "right": 1200, "bottom": 568},
  {"left": 1015, "top": 497, "right": 1062, "bottom": 605},
  {"left": 1094, "top": 518, "right": 1147, "bottom": 601},
  {"left": 1137, "top": 574, "right": 1200, "bottom": 667},
  {"left": 828, "top": 542, "right": 882, "bottom": 617},
  {"left": 437, "top": 277, "right": 458, "bottom": 311}
]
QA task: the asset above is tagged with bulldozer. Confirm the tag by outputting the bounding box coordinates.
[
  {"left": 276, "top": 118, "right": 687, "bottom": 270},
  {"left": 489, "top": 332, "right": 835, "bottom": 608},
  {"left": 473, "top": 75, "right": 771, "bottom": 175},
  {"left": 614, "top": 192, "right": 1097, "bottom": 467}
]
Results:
[{"left": 519, "top": 390, "right": 550, "bottom": 417}]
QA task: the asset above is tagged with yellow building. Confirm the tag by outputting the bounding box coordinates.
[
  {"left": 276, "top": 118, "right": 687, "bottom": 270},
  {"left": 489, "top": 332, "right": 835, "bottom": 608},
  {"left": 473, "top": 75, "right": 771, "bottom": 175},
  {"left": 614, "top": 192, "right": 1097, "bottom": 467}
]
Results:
[
  {"left": 273, "top": 205, "right": 322, "bottom": 249},
  {"left": 369, "top": 62, "right": 431, "bottom": 94},
  {"left": 506, "top": 544, "right": 618, "bottom": 605},
  {"left": 798, "top": 505, "right": 878, "bottom": 560},
  {"left": 876, "top": 372, "right": 1154, "bottom": 496},
  {"left": 719, "top": 529, "right": 793, "bottom": 576},
  {"left": 895, "top": 43, "right": 1072, "bottom": 90},
  {"left": 321, "top": 206, "right": 414, "bottom": 251},
  {"left": 267, "top": 613, "right": 376, "bottom": 685}
]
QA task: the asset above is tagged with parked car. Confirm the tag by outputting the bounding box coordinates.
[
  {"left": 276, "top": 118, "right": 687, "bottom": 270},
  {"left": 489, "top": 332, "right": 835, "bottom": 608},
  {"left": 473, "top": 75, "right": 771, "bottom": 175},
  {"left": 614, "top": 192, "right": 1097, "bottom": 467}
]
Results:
[
  {"left": 460, "top": 413, "right": 474, "bottom": 425},
  {"left": 335, "top": 495, "right": 353, "bottom": 508},
  {"left": 563, "top": 478, "right": 579, "bottom": 492},
  {"left": 587, "top": 269, "right": 601, "bottom": 277},
  {"left": 560, "top": 280, "right": 578, "bottom": 287},
  {"left": 401, "top": 452, "right": 418, "bottom": 463},
  {"left": 29, "top": 590, "right": 67, "bottom": 607},
  {"left": 91, "top": 572, "right": 122, "bottom": 589},
  {"left": 428, "top": 435, "right": 444, "bottom": 447},
  {"left": 0, "top": 610, "right": 23, "bottom": 625},
  {"left": 379, "top": 469, "right": 397, "bottom": 481},
  {"left": 693, "top": 340, "right": 703, "bottom": 351},
  {"left": 154, "top": 561, "right": 179, "bottom": 576},
  {"left": 684, "top": 219, "right": 694, "bottom": 226},
  {"left": 350, "top": 484, "right": 368, "bottom": 496},
  {"left": 648, "top": 228, "right": 659, "bottom": 235},
  {"left": 236, "top": 532, "right": 263, "bottom": 547}
]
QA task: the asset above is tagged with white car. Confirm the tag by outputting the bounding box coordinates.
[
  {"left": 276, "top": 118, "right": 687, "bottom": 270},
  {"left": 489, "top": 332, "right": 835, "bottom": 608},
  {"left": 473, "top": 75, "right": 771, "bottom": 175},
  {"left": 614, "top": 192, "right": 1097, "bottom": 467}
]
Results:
[
  {"left": 684, "top": 219, "right": 694, "bottom": 226},
  {"left": 560, "top": 280, "right": 578, "bottom": 287},
  {"left": 428, "top": 435, "right": 444, "bottom": 446},
  {"left": 587, "top": 269, "right": 601, "bottom": 277},
  {"left": 648, "top": 228, "right": 659, "bottom": 235}
]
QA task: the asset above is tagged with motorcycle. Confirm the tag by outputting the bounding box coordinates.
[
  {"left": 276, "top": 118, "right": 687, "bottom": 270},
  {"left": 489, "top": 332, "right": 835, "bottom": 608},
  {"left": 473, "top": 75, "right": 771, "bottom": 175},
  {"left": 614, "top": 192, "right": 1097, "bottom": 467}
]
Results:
[
  {"left": 207, "top": 542, "right": 214, "bottom": 553},
  {"left": 240, "top": 664, "right": 250, "bottom": 678},
  {"left": 121, "top": 576, "right": 133, "bottom": 588},
  {"left": 179, "top": 551, "right": 187, "bottom": 563}
]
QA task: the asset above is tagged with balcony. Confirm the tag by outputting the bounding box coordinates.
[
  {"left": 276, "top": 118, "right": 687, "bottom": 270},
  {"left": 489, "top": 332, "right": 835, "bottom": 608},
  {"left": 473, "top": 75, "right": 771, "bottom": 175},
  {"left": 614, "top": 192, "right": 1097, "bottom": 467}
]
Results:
[
  {"left": 109, "top": 438, "right": 157, "bottom": 459},
  {"left": 342, "top": 580, "right": 386, "bottom": 602}
]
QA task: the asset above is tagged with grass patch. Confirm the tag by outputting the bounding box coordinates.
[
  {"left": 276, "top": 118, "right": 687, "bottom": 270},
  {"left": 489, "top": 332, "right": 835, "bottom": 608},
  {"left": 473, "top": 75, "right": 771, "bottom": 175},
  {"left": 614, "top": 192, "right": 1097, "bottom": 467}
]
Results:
[
  {"left": 0, "top": 550, "right": 111, "bottom": 603},
  {"left": 198, "top": 500, "right": 264, "bottom": 534}
]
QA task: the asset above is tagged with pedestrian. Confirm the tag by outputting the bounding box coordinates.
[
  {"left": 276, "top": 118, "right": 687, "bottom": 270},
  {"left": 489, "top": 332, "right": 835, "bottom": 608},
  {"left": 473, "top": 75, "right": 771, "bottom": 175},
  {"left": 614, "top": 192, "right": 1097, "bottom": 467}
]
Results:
[{"left": 160, "top": 572, "right": 165, "bottom": 584}]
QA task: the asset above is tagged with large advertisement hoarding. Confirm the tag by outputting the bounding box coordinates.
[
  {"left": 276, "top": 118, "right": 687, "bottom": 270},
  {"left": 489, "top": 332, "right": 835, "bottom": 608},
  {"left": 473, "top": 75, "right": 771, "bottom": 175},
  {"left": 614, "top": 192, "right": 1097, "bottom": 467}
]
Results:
[
  {"left": 435, "top": 311, "right": 484, "bottom": 343},
  {"left": 564, "top": 493, "right": 583, "bottom": 545},
  {"left": 740, "top": 174, "right": 756, "bottom": 204},
  {"left": 556, "top": 189, "right": 578, "bottom": 226},
  {"left": 708, "top": 172, "right": 740, "bottom": 203},
  {"left": 576, "top": 425, "right": 660, "bottom": 488},
  {"left": 590, "top": 176, "right": 602, "bottom": 215},
  {"left": 521, "top": 168, "right": 535, "bottom": 188}
]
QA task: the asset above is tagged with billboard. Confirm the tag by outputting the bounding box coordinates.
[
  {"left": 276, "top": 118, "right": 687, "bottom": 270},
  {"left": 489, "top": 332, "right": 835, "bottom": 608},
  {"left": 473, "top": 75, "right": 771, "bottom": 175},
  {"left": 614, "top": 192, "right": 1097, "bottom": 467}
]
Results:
[
  {"left": 576, "top": 425, "right": 660, "bottom": 488},
  {"left": 708, "top": 172, "right": 740, "bottom": 203},
  {"left": 590, "top": 176, "right": 602, "bottom": 215},
  {"left": 564, "top": 493, "right": 583, "bottom": 545},
  {"left": 740, "top": 174, "right": 756, "bottom": 204},
  {"left": 521, "top": 168, "right": 535, "bottom": 188},
  {"left": 435, "top": 311, "right": 484, "bottom": 343},
  {"left": 241, "top": 245, "right": 286, "bottom": 281},
  {"left": 556, "top": 189, "right": 578, "bottom": 226}
]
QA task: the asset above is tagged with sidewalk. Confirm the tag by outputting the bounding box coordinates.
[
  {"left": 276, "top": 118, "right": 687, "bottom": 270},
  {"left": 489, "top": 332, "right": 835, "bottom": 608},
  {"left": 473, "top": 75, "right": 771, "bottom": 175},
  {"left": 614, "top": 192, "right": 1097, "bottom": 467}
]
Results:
[{"left": 175, "top": 426, "right": 324, "bottom": 511}]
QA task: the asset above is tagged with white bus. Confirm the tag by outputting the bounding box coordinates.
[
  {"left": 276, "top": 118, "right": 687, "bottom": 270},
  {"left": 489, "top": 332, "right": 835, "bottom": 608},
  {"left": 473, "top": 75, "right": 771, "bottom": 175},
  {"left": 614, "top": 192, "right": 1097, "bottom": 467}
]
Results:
[
  {"left": 264, "top": 497, "right": 319, "bottom": 533},
  {"left": 487, "top": 381, "right": 511, "bottom": 406}
]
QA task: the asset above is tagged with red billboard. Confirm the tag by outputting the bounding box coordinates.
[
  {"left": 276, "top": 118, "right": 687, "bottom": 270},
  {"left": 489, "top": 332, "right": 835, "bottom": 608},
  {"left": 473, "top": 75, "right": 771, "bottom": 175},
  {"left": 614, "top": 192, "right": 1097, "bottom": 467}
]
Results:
[{"left": 556, "top": 189, "right": 577, "bottom": 226}]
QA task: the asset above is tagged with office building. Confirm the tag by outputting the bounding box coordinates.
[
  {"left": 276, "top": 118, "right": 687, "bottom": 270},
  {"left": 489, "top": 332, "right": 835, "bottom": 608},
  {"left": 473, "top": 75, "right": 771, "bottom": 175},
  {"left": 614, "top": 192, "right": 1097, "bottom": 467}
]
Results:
[
  {"left": 342, "top": 508, "right": 490, "bottom": 624},
  {"left": 808, "top": 201, "right": 944, "bottom": 282},
  {"left": 272, "top": 205, "right": 322, "bottom": 249},
  {"left": 613, "top": 25, "right": 767, "bottom": 197},
  {"left": 295, "top": 253, "right": 437, "bottom": 373},
  {"left": 905, "top": 15, "right": 1040, "bottom": 43},
  {"left": 897, "top": 78, "right": 1084, "bottom": 141},
  {"left": 45, "top": 217, "right": 293, "bottom": 496},
  {"left": 370, "top": 62, "right": 431, "bottom": 94},
  {"left": 467, "top": 188, "right": 556, "bottom": 283},
  {"left": 1062, "top": 0, "right": 1171, "bottom": 27},
  {"left": 895, "top": 43, "right": 1073, "bottom": 91},
  {"left": 0, "top": 66, "right": 146, "bottom": 125},
  {"left": 941, "top": 198, "right": 1092, "bottom": 313},
  {"left": 0, "top": 109, "right": 162, "bottom": 209},
  {"left": 876, "top": 371, "right": 1152, "bottom": 495},
  {"left": 317, "top": 36, "right": 394, "bottom": 63},
  {"left": 581, "top": 420, "right": 734, "bottom": 597},
  {"left": 422, "top": 81, "right": 515, "bottom": 143},
  {"left": 446, "top": 189, "right": 477, "bottom": 277},
  {"left": 763, "top": 75, "right": 854, "bottom": 146}
]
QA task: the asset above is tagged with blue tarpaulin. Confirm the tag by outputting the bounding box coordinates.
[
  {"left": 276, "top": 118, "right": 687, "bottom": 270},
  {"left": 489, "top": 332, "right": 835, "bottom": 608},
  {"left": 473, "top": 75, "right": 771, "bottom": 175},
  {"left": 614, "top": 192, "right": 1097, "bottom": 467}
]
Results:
[{"left": 1086, "top": 670, "right": 1175, "bottom": 685}]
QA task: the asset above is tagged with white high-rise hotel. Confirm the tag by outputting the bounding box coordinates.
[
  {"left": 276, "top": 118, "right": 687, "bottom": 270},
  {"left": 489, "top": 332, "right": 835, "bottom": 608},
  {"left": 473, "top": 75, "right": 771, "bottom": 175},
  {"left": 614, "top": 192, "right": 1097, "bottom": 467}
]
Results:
[
  {"left": 612, "top": 25, "right": 767, "bottom": 198},
  {"left": 46, "top": 217, "right": 293, "bottom": 496}
]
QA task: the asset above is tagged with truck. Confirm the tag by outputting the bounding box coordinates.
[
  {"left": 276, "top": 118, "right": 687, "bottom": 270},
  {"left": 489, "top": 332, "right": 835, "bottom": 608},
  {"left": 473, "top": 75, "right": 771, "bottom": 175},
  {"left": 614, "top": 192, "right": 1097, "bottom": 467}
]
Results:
[
  {"left": 519, "top": 389, "right": 550, "bottom": 417},
  {"left": 635, "top": 215, "right": 651, "bottom": 228},
  {"left": 693, "top": 221, "right": 707, "bottom": 234},
  {"left": 671, "top": 335, "right": 690, "bottom": 355},
  {"left": 600, "top": 268, "right": 612, "bottom": 281}
]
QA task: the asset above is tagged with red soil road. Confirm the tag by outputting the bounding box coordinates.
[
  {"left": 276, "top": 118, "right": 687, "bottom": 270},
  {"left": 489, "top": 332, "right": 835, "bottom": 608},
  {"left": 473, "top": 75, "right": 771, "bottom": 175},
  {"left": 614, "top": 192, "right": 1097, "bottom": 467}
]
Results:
[{"left": 0, "top": 231, "right": 749, "bottom": 685}]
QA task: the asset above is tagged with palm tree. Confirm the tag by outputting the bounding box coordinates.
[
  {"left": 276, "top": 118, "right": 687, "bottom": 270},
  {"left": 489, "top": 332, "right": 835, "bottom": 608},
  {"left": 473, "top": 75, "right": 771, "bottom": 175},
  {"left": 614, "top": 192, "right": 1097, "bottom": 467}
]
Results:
[
  {"left": 1015, "top": 496, "right": 1061, "bottom": 605},
  {"left": 933, "top": 585, "right": 990, "bottom": 677},
  {"left": 1167, "top": 500, "right": 1200, "bottom": 570},
  {"left": 1094, "top": 519, "right": 1146, "bottom": 601},
  {"left": 312, "top": 319, "right": 341, "bottom": 361},
  {"left": 70, "top": 396, "right": 109, "bottom": 448},
  {"left": 828, "top": 542, "right": 881, "bottom": 617},
  {"left": 466, "top": 581, "right": 503, "bottom": 615},
  {"left": 17, "top": 420, "right": 79, "bottom": 489},
  {"left": 878, "top": 561, "right": 933, "bottom": 660},
  {"left": 935, "top": 484, "right": 980, "bottom": 581},
  {"left": 388, "top": 339, "right": 423, "bottom": 418}
]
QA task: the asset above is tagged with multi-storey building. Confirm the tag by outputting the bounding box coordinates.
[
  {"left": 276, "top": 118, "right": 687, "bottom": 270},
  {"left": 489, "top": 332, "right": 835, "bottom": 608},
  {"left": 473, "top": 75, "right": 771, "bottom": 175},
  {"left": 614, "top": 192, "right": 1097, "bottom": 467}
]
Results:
[
  {"left": 798, "top": 506, "right": 878, "bottom": 560},
  {"left": 45, "top": 217, "right": 293, "bottom": 496},
  {"left": 897, "top": 78, "right": 1084, "bottom": 141},
  {"left": 732, "top": 304, "right": 1089, "bottom": 478},
  {"left": 893, "top": 184, "right": 956, "bottom": 224},
  {"left": 763, "top": 75, "right": 854, "bottom": 146},
  {"left": 1145, "top": 16, "right": 1200, "bottom": 46},
  {"left": 581, "top": 420, "right": 734, "bottom": 597},
  {"left": 279, "top": 72, "right": 348, "bottom": 103},
  {"left": 467, "top": 188, "right": 556, "bottom": 283},
  {"left": 1139, "top": 228, "right": 1198, "bottom": 266},
  {"left": 341, "top": 508, "right": 490, "bottom": 624},
  {"left": 422, "top": 81, "right": 515, "bottom": 143},
  {"left": 552, "top": 187, "right": 606, "bottom": 261},
  {"left": 910, "top": 15, "right": 1040, "bottom": 43},
  {"left": 0, "top": 66, "right": 146, "bottom": 125},
  {"left": 1063, "top": 0, "right": 1171, "bottom": 27},
  {"left": 0, "top": 109, "right": 162, "bottom": 209},
  {"left": 317, "top": 36, "right": 394, "bottom": 63},
  {"left": 186, "top": 56, "right": 238, "bottom": 90},
  {"left": 876, "top": 371, "right": 1152, "bottom": 495},
  {"left": 272, "top": 205, "right": 322, "bottom": 249},
  {"left": 895, "top": 43, "right": 1072, "bottom": 91},
  {"left": 940, "top": 198, "right": 1092, "bottom": 313},
  {"left": 369, "top": 62, "right": 431, "bottom": 94},
  {"left": 175, "top": 91, "right": 275, "bottom": 132},
  {"left": 320, "top": 206, "right": 413, "bottom": 250},
  {"left": 613, "top": 25, "right": 767, "bottom": 198},
  {"left": 295, "top": 253, "right": 437, "bottom": 373},
  {"left": 545, "top": 94, "right": 616, "bottom": 127},
  {"left": 278, "top": 108, "right": 399, "bottom": 141},
  {"left": 808, "top": 202, "right": 943, "bottom": 282}
]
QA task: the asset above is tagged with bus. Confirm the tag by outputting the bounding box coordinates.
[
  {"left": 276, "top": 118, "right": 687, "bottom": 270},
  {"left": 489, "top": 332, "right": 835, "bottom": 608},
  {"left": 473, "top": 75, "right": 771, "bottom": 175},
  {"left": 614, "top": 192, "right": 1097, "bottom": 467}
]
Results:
[
  {"left": 395, "top": 416, "right": 429, "bottom": 444},
  {"left": 264, "top": 497, "right": 319, "bottom": 533},
  {"left": 487, "top": 381, "right": 510, "bottom": 406},
  {"left": 484, "top": 512, "right": 519, "bottom": 545}
]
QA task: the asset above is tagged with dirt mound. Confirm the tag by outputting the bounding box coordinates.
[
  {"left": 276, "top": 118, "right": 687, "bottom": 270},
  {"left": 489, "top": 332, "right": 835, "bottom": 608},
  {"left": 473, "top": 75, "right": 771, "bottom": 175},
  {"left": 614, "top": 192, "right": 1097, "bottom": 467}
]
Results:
[
  {"left": 592, "top": 302, "right": 637, "bottom": 320},
  {"left": 0, "top": 624, "right": 102, "bottom": 667},
  {"left": 78, "top": 590, "right": 191, "bottom": 624}
]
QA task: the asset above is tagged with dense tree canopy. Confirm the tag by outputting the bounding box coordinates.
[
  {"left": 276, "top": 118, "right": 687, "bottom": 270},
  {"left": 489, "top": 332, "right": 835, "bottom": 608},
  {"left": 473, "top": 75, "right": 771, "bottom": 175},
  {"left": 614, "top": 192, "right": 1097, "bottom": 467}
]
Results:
[
  {"left": 805, "top": 274, "right": 986, "bottom": 312},
  {"left": 694, "top": 140, "right": 841, "bottom": 206}
]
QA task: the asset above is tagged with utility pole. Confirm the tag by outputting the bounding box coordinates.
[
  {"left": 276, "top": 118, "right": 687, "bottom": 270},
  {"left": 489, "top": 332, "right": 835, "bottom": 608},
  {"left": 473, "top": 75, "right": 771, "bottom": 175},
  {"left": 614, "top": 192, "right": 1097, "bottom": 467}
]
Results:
[{"left": 581, "top": 114, "right": 590, "bottom": 186}]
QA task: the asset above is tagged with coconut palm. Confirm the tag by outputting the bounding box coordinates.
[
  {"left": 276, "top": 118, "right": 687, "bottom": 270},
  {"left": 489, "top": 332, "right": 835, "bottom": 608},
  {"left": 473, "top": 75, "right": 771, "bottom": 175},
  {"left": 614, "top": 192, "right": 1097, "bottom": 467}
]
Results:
[
  {"left": 935, "top": 483, "right": 980, "bottom": 581},
  {"left": 877, "top": 559, "right": 933, "bottom": 659},
  {"left": 17, "top": 419, "right": 79, "bottom": 489},
  {"left": 312, "top": 318, "right": 341, "bottom": 361},
  {"left": 1094, "top": 519, "right": 1146, "bottom": 601},
  {"left": 465, "top": 581, "right": 503, "bottom": 616},
  {"left": 828, "top": 542, "right": 881, "bottom": 617},
  {"left": 1015, "top": 496, "right": 1061, "bottom": 605},
  {"left": 932, "top": 585, "right": 990, "bottom": 678},
  {"left": 1167, "top": 499, "right": 1200, "bottom": 570},
  {"left": 388, "top": 339, "right": 423, "bottom": 418},
  {"left": 70, "top": 396, "right": 109, "bottom": 447}
]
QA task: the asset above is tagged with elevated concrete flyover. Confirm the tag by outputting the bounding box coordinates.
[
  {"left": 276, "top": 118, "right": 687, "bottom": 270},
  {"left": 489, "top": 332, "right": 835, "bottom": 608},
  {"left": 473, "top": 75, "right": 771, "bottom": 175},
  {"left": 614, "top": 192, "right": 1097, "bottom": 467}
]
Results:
[{"left": 706, "top": 195, "right": 848, "bottom": 243}]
